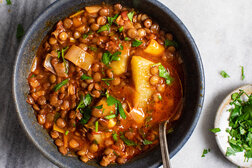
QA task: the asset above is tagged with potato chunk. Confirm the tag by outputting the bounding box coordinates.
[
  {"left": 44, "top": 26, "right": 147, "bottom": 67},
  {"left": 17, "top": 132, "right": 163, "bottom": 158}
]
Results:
[
  {"left": 144, "top": 39, "right": 165, "bottom": 55},
  {"left": 131, "top": 56, "right": 154, "bottom": 109},
  {"left": 110, "top": 43, "right": 130, "bottom": 75},
  {"left": 65, "top": 45, "right": 94, "bottom": 71}
]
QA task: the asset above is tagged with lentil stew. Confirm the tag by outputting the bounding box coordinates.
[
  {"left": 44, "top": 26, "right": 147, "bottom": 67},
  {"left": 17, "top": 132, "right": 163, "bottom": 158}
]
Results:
[{"left": 26, "top": 3, "right": 183, "bottom": 166}]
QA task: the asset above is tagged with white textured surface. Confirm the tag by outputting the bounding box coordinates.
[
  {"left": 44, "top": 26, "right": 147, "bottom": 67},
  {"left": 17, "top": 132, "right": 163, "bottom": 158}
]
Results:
[
  {"left": 0, "top": 0, "right": 251, "bottom": 168},
  {"left": 159, "top": 0, "right": 252, "bottom": 168}
]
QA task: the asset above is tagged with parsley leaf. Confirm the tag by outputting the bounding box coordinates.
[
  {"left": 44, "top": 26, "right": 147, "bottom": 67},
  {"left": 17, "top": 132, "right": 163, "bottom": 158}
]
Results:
[
  {"left": 106, "top": 93, "right": 126, "bottom": 119},
  {"left": 95, "top": 121, "right": 99, "bottom": 132},
  {"left": 79, "top": 107, "right": 92, "bottom": 125},
  {"left": 104, "top": 114, "right": 116, "bottom": 119},
  {"left": 158, "top": 64, "right": 173, "bottom": 84},
  {"left": 16, "top": 24, "right": 24, "bottom": 40},
  {"left": 97, "top": 24, "right": 110, "bottom": 33},
  {"left": 118, "top": 26, "right": 123, "bottom": 32},
  {"left": 76, "top": 93, "right": 92, "bottom": 110},
  {"left": 132, "top": 39, "right": 142, "bottom": 47},
  {"left": 201, "top": 148, "right": 210, "bottom": 157},
  {"left": 6, "top": 0, "right": 11, "bottom": 5},
  {"left": 119, "top": 43, "right": 123, "bottom": 50},
  {"left": 124, "top": 37, "right": 130, "bottom": 41},
  {"left": 102, "top": 51, "right": 121, "bottom": 65},
  {"left": 127, "top": 11, "right": 134, "bottom": 22},
  {"left": 83, "top": 31, "right": 92, "bottom": 39},
  {"left": 112, "top": 133, "right": 118, "bottom": 141},
  {"left": 220, "top": 71, "right": 230, "bottom": 78},
  {"left": 120, "top": 135, "right": 136, "bottom": 146},
  {"left": 143, "top": 139, "right": 153, "bottom": 145},
  {"left": 118, "top": 102, "right": 126, "bottom": 119},
  {"left": 88, "top": 46, "right": 97, "bottom": 52},
  {"left": 108, "top": 14, "right": 119, "bottom": 25},
  {"left": 241, "top": 66, "right": 245, "bottom": 80},
  {"left": 226, "top": 147, "right": 236, "bottom": 156},
  {"left": 53, "top": 79, "right": 69, "bottom": 91},
  {"left": 57, "top": 47, "right": 69, "bottom": 73},
  {"left": 95, "top": 105, "right": 103, "bottom": 109},
  {"left": 65, "top": 130, "right": 69, "bottom": 135},
  {"left": 209, "top": 128, "right": 221, "bottom": 133},
  {"left": 81, "top": 74, "right": 92, "bottom": 80},
  {"left": 164, "top": 39, "right": 178, "bottom": 48}
]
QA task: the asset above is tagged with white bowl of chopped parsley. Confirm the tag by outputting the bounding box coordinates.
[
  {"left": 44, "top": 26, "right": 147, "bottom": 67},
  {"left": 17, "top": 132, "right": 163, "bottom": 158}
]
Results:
[{"left": 214, "top": 84, "right": 252, "bottom": 167}]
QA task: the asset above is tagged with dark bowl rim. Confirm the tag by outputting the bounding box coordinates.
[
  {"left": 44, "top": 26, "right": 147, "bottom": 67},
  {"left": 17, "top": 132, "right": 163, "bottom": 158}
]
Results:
[{"left": 12, "top": 0, "right": 205, "bottom": 167}]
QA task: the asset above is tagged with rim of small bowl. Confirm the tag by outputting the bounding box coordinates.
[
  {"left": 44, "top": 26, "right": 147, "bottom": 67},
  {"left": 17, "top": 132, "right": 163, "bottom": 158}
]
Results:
[{"left": 12, "top": 0, "right": 205, "bottom": 167}]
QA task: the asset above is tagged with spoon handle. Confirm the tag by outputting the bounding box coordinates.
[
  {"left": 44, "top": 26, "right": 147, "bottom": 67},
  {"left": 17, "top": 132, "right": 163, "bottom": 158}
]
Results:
[{"left": 159, "top": 120, "right": 171, "bottom": 168}]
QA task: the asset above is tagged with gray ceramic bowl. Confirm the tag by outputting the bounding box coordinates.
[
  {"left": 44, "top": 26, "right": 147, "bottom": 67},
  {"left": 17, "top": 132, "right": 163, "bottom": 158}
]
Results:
[{"left": 13, "top": 0, "right": 205, "bottom": 167}]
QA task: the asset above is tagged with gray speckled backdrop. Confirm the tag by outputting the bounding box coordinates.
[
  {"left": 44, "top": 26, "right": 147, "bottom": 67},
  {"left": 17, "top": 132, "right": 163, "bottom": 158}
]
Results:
[{"left": 0, "top": 1, "right": 57, "bottom": 167}]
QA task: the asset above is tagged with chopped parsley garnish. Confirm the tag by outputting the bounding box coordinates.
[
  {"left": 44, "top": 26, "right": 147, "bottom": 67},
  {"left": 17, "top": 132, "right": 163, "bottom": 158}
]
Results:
[
  {"left": 120, "top": 135, "right": 136, "bottom": 146},
  {"left": 102, "top": 51, "right": 121, "bottom": 66},
  {"left": 81, "top": 74, "right": 92, "bottom": 80},
  {"left": 76, "top": 93, "right": 92, "bottom": 110},
  {"left": 158, "top": 95, "right": 162, "bottom": 100},
  {"left": 220, "top": 70, "right": 230, "bottom": 78},
  {"left": 118, "top": 102, "right": 126, "bottom": 119},
  {"left": 57, "top": 47, "right": 69, "bottom": 73},
  {"left": 108, "top": 14, "right": 119, "bottom": 25},
  {"left": 95, "top": 105, "right": 103, "bottom": 109},
  {"left": 104, "top": 114, "right": 116, "bottom": 119},
  {"left": 16, "top": 24, "right": 24, "bottom": 40},
  {"left": 54, "top": 112, "right": 61, "bottom": 122},
  {"left": 201, "top": 148, "right": 210, "bottom": 157},
  {"left": 102, "top": 78, "right": 114, "bottom": 81},
  {"left": 106, "top": 92, "right": 126, "bottom": 119},
  {"left": 65, "top": 130, "right": 69, "bottom": 135},
  {"left": 164, "top": 39, "right": 178, "bottom": 48},
  {"left": 119, "top": 43, "right": 123, "bottom": 50},
  {"left": 6, "top": 0, "right": 11, "bottom": 5},
  {"left": 79, "top": 107, "right": 92, "bottom": 125},
  {"left": 241, "top": 66, "right": 245, "bottom": 80},
  {"left": 124, "top": 37, "right": 130, "bottom": 41},
  {"left": 132, "top": 39, "right": 142, "bottom": 47},
  {"left": 112, "top": 133, "right": 118, "bottom": 141},
  {"left": 95, "top": 121, "right": 99, "bottom": 132},
  {"left": 82, "top": 31, "right": 92, "bottom": 39},
  {"left": 53, "top": 79, "right": 69, "bottom": 91},
  {"left": 225, "top": 90, "right": 252, "bottom": 160},
  {"left": 143, "top": 139, "right": 153, "bottom": 145},
  {"left": 209, "top": 128, "right": 221, "bottom": 133},
  {"left": 88, "top": 46, "right": 97, "bottom": 52},
  {"left": 158, "top": 64, "right": 173, "bottom": 85},
  {"left": 97, "top": 24, "right": 110, "bottom": 33},
  {"left": 127, "top": 11, "right": 134, "bottom": 22},
  {"left": 118, "top": 26, "right": 123, "bottom": 32},
  {"left": 30, "top": 74, "right": 36, "bottom": 78},
  {"left": 104, "top": 81, "right": 110, "bottom": 86}
]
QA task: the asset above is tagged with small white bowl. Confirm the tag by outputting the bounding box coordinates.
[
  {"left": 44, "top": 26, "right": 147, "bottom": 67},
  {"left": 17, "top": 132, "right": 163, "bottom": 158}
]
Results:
[{"left": 215, "top": 84, "right": 252, "bottom": 167}]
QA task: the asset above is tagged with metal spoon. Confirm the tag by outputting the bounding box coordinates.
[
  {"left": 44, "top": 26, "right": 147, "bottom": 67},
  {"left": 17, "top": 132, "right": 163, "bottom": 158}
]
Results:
[
  {"left": 159, "top": 120, "right": 171, "bottom": 168},
  {"left": 159, "top": 100, "right": 183, "bottom": 168}
]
